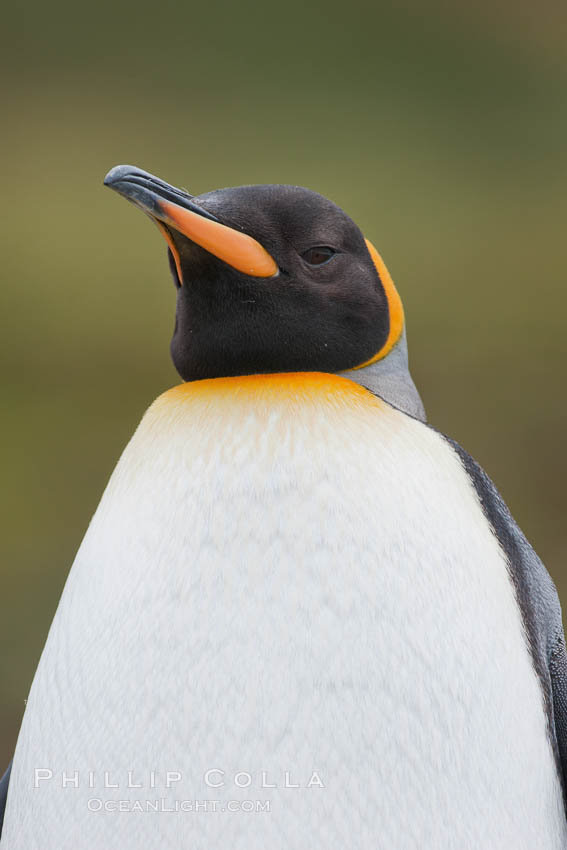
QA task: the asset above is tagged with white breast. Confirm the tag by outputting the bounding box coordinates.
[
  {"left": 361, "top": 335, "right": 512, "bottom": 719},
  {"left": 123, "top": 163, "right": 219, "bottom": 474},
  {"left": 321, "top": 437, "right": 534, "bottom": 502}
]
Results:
[{"left": 3, "top": 374, "right": 565, "bottom": 849}]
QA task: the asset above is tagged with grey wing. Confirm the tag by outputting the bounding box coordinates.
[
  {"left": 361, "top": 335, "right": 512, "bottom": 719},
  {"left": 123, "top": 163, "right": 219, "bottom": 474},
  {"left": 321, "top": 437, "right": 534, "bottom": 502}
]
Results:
[
  {"left": 0, "top": 760, "right": 12, "bottom": 838},
  {"left": 550, "top": 633, "right": 567, "bottom": 789},
  {"left": 441, "top": 432, "right": 567, "bottom": 804}
]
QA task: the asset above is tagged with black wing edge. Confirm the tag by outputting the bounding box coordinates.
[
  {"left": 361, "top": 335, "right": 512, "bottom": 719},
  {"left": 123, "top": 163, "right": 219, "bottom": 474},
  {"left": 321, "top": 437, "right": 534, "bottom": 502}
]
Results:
[
  {"left": 441, "top": 432, "right": 567, "bottom": 808},
  {"left": 0, "top": 760, "right": 12, "bottom": 839}
]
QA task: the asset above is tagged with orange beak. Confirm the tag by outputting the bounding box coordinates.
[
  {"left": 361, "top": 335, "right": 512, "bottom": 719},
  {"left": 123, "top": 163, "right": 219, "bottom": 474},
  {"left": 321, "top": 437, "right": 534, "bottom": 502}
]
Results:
[{"left": 104, "top": 165, "right": 278, "bottom": 282}]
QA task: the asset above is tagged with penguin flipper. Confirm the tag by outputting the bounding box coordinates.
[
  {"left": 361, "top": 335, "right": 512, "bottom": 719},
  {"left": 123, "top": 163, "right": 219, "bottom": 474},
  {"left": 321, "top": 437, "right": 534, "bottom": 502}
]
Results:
[
  {"left": 550, "top": 634, "right": 567, "bottom": 791},
  {"left": 440, "top": 433, "right": 567, "bottom": 804},
  {"left": 0, "top": 760, "right": 12, "bottom": 838}
]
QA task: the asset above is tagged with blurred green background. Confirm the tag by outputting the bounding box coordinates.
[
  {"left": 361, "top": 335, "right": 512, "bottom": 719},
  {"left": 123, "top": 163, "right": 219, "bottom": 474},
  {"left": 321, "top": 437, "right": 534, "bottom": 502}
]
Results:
[{"left": 1, "top": 0, "right": 566, "bottom": 766}]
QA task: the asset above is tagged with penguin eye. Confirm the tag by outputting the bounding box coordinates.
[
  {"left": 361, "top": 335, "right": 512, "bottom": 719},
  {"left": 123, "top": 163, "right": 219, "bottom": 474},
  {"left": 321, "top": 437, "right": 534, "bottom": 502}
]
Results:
[{"left": 301, "top": 246, "right": 336, "bottom": 266}]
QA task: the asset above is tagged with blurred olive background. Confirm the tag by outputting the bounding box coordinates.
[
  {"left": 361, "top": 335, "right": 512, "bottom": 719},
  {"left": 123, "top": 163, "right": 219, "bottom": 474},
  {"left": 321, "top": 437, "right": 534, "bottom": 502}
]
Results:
[{"left": 1, "top": 0, "right": 566, "bottom": 765}]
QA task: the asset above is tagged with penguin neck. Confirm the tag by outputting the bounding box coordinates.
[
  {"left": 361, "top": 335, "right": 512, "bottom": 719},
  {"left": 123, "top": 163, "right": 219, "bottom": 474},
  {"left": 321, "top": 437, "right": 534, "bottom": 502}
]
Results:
[{"left": 339, "top": 328, "right": 426, "bottom": 422}]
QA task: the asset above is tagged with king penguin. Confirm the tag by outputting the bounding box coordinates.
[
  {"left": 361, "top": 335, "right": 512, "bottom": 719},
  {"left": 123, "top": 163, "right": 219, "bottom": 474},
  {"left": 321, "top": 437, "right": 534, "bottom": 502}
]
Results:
[{"left": 1, "top": 165, "right": 566, "bottom": 849}]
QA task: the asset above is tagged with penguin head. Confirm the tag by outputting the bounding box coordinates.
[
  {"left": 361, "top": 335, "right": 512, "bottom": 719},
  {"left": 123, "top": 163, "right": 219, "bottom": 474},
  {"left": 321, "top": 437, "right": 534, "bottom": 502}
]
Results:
[{"left": 104, "top": 166, "right": 405, "bottom": 383}]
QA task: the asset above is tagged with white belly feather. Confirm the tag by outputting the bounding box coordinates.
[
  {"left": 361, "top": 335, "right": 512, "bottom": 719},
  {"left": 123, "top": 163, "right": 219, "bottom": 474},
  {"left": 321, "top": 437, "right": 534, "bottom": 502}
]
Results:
[{"left": 3, "top": 373, "right": 565, "bottom": 849}]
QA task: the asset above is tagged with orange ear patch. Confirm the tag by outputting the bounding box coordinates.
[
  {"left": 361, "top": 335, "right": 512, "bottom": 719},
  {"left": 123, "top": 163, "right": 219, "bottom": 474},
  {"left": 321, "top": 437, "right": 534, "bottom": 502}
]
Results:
[{"left": 353, "top": 239, "right": 405, "bottom": 369}]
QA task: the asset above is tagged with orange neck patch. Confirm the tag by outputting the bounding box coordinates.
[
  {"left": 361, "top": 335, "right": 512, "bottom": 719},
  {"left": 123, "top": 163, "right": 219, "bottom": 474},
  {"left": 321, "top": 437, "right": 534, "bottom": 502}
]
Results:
[{"left": 157, "top": 371, "right": 381, "bottom": 411}]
